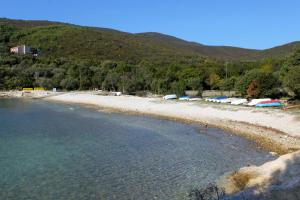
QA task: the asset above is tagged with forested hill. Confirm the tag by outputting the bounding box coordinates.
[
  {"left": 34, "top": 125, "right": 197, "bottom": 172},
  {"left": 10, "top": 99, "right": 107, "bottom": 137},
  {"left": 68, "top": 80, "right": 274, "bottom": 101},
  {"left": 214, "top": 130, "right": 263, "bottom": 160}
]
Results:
[
  {"left": 0, "top": 18, "right": 299, "bottom": 99},
  {"left": 1, "top": 18, "right": 300, "bottom": 61}
]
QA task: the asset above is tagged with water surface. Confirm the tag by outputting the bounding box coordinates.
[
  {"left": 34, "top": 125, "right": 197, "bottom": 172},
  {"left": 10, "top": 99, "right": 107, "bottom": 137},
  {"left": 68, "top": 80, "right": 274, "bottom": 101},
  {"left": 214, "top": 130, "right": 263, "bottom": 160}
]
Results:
[{"left": 0, "top": 99, "right": 275, "bottom": 199}]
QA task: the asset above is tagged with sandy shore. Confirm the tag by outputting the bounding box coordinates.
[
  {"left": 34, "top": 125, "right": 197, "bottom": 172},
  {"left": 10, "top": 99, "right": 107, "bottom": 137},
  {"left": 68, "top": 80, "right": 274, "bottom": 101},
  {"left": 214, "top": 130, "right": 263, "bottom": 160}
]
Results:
[
  {"left": 45, "top": 92, "right": 300, "bottom": 154},
  {"left": 0, "top": 90, "right": 60, "bottom": 98}
]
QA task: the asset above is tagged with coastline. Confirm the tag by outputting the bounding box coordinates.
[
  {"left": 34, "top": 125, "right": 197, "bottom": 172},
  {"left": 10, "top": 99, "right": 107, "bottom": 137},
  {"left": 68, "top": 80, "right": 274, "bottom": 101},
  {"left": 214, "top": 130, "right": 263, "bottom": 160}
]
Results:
[
  {"left": 43, "top": 92, "right": 300, "bottom": 198},
  {"left": 43, "top": 92, "right": 300, "bottom": 155},
  {"left": 2, "top": 91, "right": 300, "bottom": 197}
]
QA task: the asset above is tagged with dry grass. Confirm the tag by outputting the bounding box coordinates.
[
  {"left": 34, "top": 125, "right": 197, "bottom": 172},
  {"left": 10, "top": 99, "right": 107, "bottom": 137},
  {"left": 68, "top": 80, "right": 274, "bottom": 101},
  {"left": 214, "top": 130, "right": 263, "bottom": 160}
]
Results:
[
  {"left": 224, "top": 171, "right": 257, "bottom": 194},
  {"left": 231, "top": 172, "right": 252, "bottom": 191}
]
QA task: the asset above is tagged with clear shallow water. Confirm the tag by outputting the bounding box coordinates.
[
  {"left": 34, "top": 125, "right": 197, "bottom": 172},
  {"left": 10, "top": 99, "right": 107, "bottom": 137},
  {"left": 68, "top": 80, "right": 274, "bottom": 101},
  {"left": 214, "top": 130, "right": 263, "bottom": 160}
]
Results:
[{"left": 0, "top": 99, "right": 275, "bottom": 200}]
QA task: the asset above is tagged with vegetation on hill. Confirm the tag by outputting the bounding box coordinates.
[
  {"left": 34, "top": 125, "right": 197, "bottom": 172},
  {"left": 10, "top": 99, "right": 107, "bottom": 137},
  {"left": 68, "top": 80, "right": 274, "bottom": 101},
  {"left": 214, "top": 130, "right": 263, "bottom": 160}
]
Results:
[
  {"left": 0, "top": 18, "right": 299, "bottom": 99},
  {"left": 1, "top": 18, "right": 300, "bottom": 60}
]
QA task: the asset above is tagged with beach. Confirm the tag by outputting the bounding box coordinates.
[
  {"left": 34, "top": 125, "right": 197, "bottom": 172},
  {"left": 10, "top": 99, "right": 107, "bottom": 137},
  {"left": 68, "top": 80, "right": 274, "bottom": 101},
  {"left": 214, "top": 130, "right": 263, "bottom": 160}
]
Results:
[
  {"left": 45, "top": 92, "right": 300, "bottom": 198},
  {"left": 3, "top": 91, "right": 300, "bottom": 198},
  {"left": 44, "top": 92, "right": 300, "bottom": 155}
]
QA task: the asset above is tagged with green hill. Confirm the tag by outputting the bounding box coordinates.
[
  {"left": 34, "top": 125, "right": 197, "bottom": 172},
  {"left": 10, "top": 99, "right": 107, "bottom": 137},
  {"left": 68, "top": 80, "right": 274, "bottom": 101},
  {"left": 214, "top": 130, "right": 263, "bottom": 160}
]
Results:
[
  {"left": 0, "top": 18, "right": 299, "bottom": 98},
  {"left": 1, "top": 18, "right": 299, "bottom": 61}
]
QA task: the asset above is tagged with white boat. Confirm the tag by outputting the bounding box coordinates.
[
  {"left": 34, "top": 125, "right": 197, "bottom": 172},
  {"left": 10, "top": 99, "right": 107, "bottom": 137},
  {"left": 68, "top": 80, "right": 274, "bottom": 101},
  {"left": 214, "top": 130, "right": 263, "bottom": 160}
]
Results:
[
  {"left": 189, "top": 97, "right": 202, "bottom": 101},
  {"left": 111, "top": 92, "right": 122, "bottom": 96},
  {"left": 163, "top": 94, "right": 177, "bottom": 100},
  {"left": 248, "top": 98, "right": 271, "bottom": 106},
  {"left": 218, "top": 98, "right": 237, "bottom": 103},
  {"left": 231, "top": 98, "right": 248, "bottom": 105},
  {"left": 211, "top": 97, "right": 228, "bottom": 103},
  {"left": 179, "top": 96, "right": 190, "bottom": 101}
]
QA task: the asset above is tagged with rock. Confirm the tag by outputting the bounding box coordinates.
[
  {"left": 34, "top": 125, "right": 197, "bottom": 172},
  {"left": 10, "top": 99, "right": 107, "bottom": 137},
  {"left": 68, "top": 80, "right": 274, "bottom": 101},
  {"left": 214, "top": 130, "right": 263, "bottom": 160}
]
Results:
[{"left": 223, "top": 150, "right": 300, "bottom": 200}]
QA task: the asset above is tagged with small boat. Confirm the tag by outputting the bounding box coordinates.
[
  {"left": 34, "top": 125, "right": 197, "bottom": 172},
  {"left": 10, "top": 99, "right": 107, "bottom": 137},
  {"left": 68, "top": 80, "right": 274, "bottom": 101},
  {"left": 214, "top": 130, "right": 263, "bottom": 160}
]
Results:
[
  {"left": 231, "top": 98, "right": 248, "bottom": 105},
  {"left": 256, "top": 102, "right": 283, "bottom": 107},
  {"left": 248, "top": 98, "right": 271, "bottom": 106},
  {"left": 111, "top": 92, "right": 122, "bottom": 96},
  {"left": 189, "top": 97, "right": 202, "bottom": 101},
  {"left": 205, "top": 97, "right": 214, "bottom": 102},
  {"left": 218, "top": 98, "right": 241, "bottom": 103},
  {"left": 163, "top": 94, "right": 177, "bottom": 100},
  {"left": 179, "top": 96, "right": 190, "bottom": 101},
  {"left": 211, "top": 96, "right": 228, "bottom": 102},
  {"left": 259, "top": 99, "right": 280, "bottom": 104}
]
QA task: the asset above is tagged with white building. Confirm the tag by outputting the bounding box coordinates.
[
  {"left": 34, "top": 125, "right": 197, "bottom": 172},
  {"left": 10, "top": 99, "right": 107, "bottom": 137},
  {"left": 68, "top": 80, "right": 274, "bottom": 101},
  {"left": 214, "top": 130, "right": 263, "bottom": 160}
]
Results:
[{"left": 10, "top": 45, "right": 32, "bottom": 55}]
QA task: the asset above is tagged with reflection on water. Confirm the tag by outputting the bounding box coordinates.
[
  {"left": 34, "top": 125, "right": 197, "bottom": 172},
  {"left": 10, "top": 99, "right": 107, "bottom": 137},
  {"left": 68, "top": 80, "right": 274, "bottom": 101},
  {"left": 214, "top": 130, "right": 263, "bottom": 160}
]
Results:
[{"left": 0, "top": 99, "right": 275, "bottom": 199}]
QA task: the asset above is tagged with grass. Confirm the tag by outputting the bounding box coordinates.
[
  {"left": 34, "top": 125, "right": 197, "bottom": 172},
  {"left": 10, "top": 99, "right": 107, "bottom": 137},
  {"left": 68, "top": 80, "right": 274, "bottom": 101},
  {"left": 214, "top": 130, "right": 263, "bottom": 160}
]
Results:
[{"left": 227, "top": 171, "right": 254, "bottom": 193}]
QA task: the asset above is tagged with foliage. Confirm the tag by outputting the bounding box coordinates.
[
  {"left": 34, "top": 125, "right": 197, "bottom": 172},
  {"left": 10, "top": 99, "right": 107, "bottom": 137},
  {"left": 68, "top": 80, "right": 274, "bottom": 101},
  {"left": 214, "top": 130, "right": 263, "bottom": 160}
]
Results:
[
  {"left": 235, "top": 69, "right": 279, "bottom": 98},
  {"left": 280, "top": 50, "right": 300, "bottom": 98},
  {"left": 219, "top": 76, "right": 237, "bottom": 91},
  {"left": 0, "top": 18, "right": 299, "bottom": 99},
  {"left": 247, "top": 80, "right": 259, "bottom": 98}
]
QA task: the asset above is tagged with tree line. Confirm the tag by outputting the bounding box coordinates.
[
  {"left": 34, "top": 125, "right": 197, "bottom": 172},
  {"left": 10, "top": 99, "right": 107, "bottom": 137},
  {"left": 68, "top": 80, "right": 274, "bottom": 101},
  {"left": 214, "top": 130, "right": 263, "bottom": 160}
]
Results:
[{"left": 0, "top": 51, "right": 299, "bottom": 99}]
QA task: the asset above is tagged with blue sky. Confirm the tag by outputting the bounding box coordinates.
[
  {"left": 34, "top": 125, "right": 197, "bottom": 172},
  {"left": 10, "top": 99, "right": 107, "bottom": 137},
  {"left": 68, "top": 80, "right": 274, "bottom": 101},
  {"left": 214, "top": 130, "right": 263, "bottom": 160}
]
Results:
[{"left": 2, "top": 0, "right": 300, "bottom": 49}]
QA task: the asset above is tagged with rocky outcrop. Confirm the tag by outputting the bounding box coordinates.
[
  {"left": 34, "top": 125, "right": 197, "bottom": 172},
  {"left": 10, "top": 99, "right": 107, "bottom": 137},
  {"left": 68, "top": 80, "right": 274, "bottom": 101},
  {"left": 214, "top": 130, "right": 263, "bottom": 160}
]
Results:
[{"left": 223, "top": 151, "right": 300, "bottom": 200}]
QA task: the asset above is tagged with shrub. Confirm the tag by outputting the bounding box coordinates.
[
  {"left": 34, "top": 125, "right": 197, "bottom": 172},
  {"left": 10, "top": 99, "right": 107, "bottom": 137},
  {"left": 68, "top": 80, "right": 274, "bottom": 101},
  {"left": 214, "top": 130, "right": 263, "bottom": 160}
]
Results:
[
  {"left": 280, "top": 50, "right": 300, "bottom": 98},
  {"left": 188, "top": 183, "right": 225, "bottom": 200},
  {"left": 236, "top": 69, "right": 279, "bottom": 98}
]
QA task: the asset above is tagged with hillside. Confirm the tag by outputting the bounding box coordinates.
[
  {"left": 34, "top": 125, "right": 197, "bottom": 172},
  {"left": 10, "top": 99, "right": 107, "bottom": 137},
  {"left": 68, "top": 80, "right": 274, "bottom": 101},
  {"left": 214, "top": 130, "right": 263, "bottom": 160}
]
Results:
[
  {"left": 135, "top": 32, "right": 260, "bottom": 60},
  {"left": 1, "top": 18, "right": 300, "bottom": 61}
]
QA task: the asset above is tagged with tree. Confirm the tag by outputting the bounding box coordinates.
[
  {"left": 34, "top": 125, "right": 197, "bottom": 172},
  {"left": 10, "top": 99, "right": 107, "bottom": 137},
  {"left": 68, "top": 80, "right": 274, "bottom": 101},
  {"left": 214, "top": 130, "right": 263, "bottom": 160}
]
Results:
[
  {"left": 236, "top": 69, "right": 278, "bottom": 97},
  {"left": 281, "top": 66, "right": 300, "bottom": 98},
  {"left": 79, "top": 65, "right": 93, "bottom": 90},
  {"left": 60, "top": 77, "right": 79, "bottom": 90},
  {"left": 13, "top": 72, "right": 34, "bottom": 89},
  {"left": 90, "top": 66, "right": 104, "bottom": 89},
  {"left": 280, "top": 50, "right": 300, "bottom": 98},
  {"left": 260, "top": 64, "right": 274, "bottom": 73},
  {"left": 170, "top": 81, "right": 185, "bottom": 96},
  {"left": 102, "top": 72, "right": 119, "bottom": 91},
  {"left": 247, "top": 80, "right": 259, "bottom": 98},
  {"left": 219, "top": 76, "right": 237, "bottom": 91},
  {"left": 208, "top": 73, "right": 221, "bottom": 90},
  {"left": 36, "top": 77, "right": 53, "bottom": 89},
  {"left": 51, "top": 68, "right": 66, "bottom": 88}
]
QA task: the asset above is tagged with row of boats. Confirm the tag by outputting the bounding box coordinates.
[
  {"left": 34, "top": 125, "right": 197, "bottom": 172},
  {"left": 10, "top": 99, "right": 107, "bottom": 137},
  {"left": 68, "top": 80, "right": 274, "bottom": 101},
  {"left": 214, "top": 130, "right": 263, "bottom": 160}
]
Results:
[
  {"left": 162, "top": 94, "right": 283, "bottom": 107},
  {"left": 205, "top": 97, "right": 283, "bottom": 107},
  {"left": 163, "top": 94, "right": 201, "bottom": 101}
]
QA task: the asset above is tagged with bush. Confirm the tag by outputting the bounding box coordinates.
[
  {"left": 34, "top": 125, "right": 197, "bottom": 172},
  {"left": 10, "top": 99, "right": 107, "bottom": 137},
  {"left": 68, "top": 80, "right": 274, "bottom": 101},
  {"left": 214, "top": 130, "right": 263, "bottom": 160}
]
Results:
[
  {"left": 219, "top": 76, "right": 237, "bottom": 91},
  {"left": 247, "top": 80, "right": 259, "bottom": 98},
  {"left": 188, "top": 183, "right": 225, "bottom": 200},
  {"left": 282, "top": 67, "right": 300, "bottom": 98},
  {"left": 60, "top": 77, "right": 79, "bottom": 90},
  {"left": 170, "top": 81, "right": 186, "bottom": 96},
  {"left": 236, "top": 69, "right": 279, "bottom": 98},
  {"left": 36, "top": 77, "right": 54, "bottom": 89},
  {"left": 280, "top": 51, "right": 300, "bottom": 98}
]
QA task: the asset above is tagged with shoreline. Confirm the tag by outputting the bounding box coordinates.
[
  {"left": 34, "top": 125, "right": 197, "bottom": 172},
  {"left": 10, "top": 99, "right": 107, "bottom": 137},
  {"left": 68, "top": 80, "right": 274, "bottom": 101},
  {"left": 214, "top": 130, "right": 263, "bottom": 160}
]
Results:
[
  {"left": 43, "top": 92, "right": 300, "bottom": 155},
  {"left": 48, "top": 100, "right": 298, "bottom": 155},
  {"left": 43, "top": 92, "right": 300, "bottom": 197},
  {"left": 2, "top": 91, "right": 300, "bottom": 197},
  {"left": 43, "top": 92, "right": 300, "bottom": 198}
]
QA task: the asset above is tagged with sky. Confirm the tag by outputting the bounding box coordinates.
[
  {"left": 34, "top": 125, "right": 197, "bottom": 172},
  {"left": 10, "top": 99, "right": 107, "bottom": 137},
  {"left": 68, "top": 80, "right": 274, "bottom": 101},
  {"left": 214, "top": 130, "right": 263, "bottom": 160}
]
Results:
[{"left": 1, "top": 0, "right": 300, "bottom": 49}]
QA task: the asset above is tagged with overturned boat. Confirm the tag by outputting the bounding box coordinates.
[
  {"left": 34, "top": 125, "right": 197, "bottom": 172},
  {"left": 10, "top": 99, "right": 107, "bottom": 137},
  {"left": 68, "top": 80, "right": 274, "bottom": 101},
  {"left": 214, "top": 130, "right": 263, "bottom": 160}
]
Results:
[
  {"left": 179, "top": 96, "right": 190, "bottom": 101},
  {"left": 256, "top": 100, "right": 283, "bottom": 107},
  {"left": 231, "top": 98, "right": 248, "bottom": 105},
  {"left": 163, "top": 94, "right": 177, "bottom": 100},
  {"left": 248, "top": 98, "right": 271, "bottom": 106}
]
